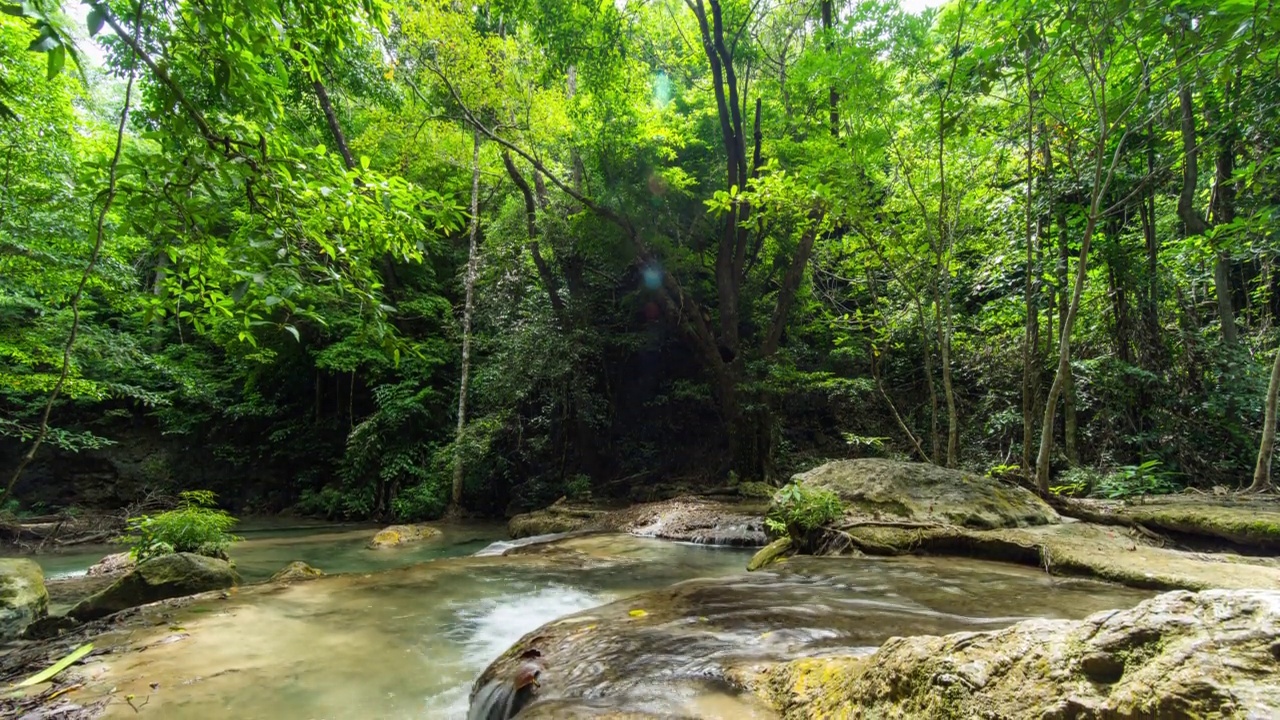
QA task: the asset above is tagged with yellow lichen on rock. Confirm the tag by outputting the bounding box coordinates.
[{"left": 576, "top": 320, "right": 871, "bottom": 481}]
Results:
[{"left": 367, "top": 524, "right": 441, "bottom": 548}]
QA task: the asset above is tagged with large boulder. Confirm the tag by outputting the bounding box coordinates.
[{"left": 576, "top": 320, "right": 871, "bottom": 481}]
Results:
[
  {"left": 367, "top": 523, "right": 441, "bottom": 549},
  {"left": 68, "top": 552, "right": 240, "bottom": 621},
  {"left": 748, "top": 589, "right": 1280, "bottom": 719},
  {"left": 0, "top": 558, "right": 48, "bottom": 640},
  {"left": 794, "top": 458, "right": 1059, "bottom": 528}
]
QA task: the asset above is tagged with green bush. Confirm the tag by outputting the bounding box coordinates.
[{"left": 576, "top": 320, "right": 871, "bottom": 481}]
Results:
[
  {"left": 119, "top": 490, "right": 241, "bottom": 562},
  {"left": 1051, "top": 467, "right": 1103, "bottom": 497},
  {"left": 391, "top": 481, "right": 447, "bottom": 521},
  {"left": 1092, "top": 460, "right": 1180, "bottom": 499},
  {"left": 764, "top": 481, "right": 844, "bottom": 541},
  {"left": 564, "top": 474, "right": 593, "bottom": 502}
]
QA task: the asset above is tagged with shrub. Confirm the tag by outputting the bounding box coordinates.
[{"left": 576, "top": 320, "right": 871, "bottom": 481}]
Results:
[
  {"left": 1092, "top": 460, "right": 1180, "bottom": 499},
  {"left": 120, "top": 490, "right": 241, "bottom": 562},
  {"left": 391, "top": 481, "right": 447, "bottom": 521},
  {"left": 765, "top": 481, "right": 844, "bottom": 542},
  {"left": 565, "top": 474, "right": 593, "bottom": 502}
]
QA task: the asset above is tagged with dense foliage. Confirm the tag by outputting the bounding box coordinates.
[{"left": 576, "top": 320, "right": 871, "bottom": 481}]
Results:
[
  {"left": 120, "top": 490, "right": 240, "bottom": 561},
  {"left": 2, "top": 0, "right": 1278, "bottom": 520}
]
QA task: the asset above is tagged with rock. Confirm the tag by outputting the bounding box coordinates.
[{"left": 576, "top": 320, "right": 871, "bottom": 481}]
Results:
[
  {"left": 794, "top": 458, "right": 1059, "bottom": 529},
  {"left": 615, "top": 497, "right": 768, "bottom": 546},
  {"left": 367, "top": 523, "right": 441, "bottom": 549},
  {"left": 21, "top": 614, "right": 80, "bottom": 640},
  {"left": 86, "top": 551, "right": 135, "bottom": 577},
  {"left": 508, "top": 505, "right": 608, "bottom": 538},
  {"left": 0, "top": 558, "right": 48, "bottom": 640},
  {"left": 68, "top": 553, "right": 240, "bottom": 621},
  {"left": 831, "top": 520, "right": 1280, "bottom": 591},
  {"left": 747, "top": 537, "right": 792, "bottom": 571},
  {"left": 471, "top": 554, "right": 1150, "bottom": 718},
  {"left": 508, "top": 497, "right": 768, "bottom": 546},
  {"left": 747, "top": 589, "right": 1280, "bottom": 719},
  {"left": 1108, "top": 497, "right": 1280, "bottom": 551},
  {"left": 270, "top": 561, "right": 325, "bottom": 582}
]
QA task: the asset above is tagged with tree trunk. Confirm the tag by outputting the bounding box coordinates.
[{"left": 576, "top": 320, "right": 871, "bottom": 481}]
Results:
[
  {"left": 1022, "top": 59, "right": 1039, "bottom": 474},
  {"left": 1055, "top": 205, "right": 1079, "bottom": 467},
  {"left": 1251, "top": 341, "right": 1280, "bottom": 493},
  {"left": 822, "top": 0, "right": 838, "bottom": 138},
  {"left": 1177, "top": 83, "right": 1237, "bottom": 346},
  {"left": 451, "top": 130, "right": 482, "bottom": 512}
]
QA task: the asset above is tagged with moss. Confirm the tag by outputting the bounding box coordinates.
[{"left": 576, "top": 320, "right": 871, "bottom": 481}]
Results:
[{"left": 747, "top": 537, "right": 793, "bottom": 571}]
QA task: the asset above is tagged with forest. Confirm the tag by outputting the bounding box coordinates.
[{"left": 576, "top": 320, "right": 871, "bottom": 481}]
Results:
[{"left": 2, "top": 0, "right": 1278, "bottom": 524}]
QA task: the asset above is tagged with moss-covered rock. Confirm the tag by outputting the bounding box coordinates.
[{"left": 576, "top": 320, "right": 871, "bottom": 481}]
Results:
[
  {"left": 68, "top": 552, "right": 240, "bottom": 621},
  {"left": 270, "top": 561, "right": 325, "bottom": 582},
  {"left": 746, "top": 589, "right": 1280, "bottom": 719},
  {"left": 367, "top": 523, "right": 441, "bottom": 548},
  {"left": 747, "top": 537, "right": 793, "bottom": 571},
  {"left": 1107, "top": 497, "right": 1280, "bottom": 551},
  {"left": 0, "top": 558, "right": 48, "bottom": 640},
  {"left": 794, "top": 458, "right": 1059, "bottom": 529},
  {"left": 508, "top": 505, "right": 608, "bottom": 538},
  {"left": 830, "top": 521, "right": 1280, "bottom": 591}
]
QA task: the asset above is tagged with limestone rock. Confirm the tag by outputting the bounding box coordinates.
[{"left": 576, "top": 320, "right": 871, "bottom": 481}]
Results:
[
  {"left": 1109, "top": 497, "right": 1280, "bottom": 551},
  {"left": 270, "top": 561, "right": 325, "bottom": 582},
  {"left": 86, "top": 551, "right": 135, "bottom": 577},
  {"left": 794, "top": 458, "right": 1059, "bottom": 529},
  {"left": 68, "top": 552, "right": 240, "bottom": 621},
  {"left": 367, "top": 523, "right": 441, "bottom": 548},
  {"left": 750, "top": 589, "right": 1280, "bottom": 720},
  {"left": 0, "top": 558, "right": 48, "bottom": 640},
  {"left": 834, "top": 521, "right": 1280, "bottom": 591},
  {"left": 508, "top": 505, "right": 607, "bottom": 538},
  {"left": 508, "top": 497, "right": 768, "bottom": 546}
]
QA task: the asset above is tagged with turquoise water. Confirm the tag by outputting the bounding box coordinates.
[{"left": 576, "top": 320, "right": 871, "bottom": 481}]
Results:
[{"left": 3, "top": 518, "right": 509, "bottom": 581}]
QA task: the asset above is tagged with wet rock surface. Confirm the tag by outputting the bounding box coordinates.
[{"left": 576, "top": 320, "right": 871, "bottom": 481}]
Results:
[
  {"left": 68, "top": 553, "right": 240, "bottom": 621},
  {"left": 367, "top": 523, "right": 442, "bottom": 548},
  {"left": 745, "top": 589, "right": 1280, "bottom": 720},
  {"left": 470, "top": 554, "right": 1151, "bottom": 718},
  {"left": 508, "top": 497, "right": 768, "bottom": 546},
  {"left": 0, "top": 557, "right": 48, "bottom": 640},
  {"left": 796, "top": 458, "right": 1059, "bottom": 528}
]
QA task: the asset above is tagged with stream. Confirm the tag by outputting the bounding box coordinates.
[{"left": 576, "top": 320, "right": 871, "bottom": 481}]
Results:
[{"left": 14, "top": 525, "right": 1153, "bottom": 719}]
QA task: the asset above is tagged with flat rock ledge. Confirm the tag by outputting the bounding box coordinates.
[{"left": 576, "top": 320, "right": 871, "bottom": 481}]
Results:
[
  {"left": 508, "top": 496, "right": 768, "bottom": 546},
  {"left": 756, "top": 521, "right": 1280, "bottom": 591},
  {"left": 738, "top": 589, "right": 1280, "bottom": 720}
]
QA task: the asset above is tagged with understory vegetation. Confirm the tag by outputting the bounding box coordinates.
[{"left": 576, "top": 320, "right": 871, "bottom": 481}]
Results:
[{"left": 1, "top": 0, "right": 1278, "bottom": 522}]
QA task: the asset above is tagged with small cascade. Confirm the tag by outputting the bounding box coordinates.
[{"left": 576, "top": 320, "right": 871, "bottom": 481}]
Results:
[{"left": 472, "top": 531, "right": 577, "bottom": 556}]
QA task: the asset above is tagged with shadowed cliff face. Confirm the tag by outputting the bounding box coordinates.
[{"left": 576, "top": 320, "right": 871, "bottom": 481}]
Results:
[{"left": 470, "top": 554, "right": 1152, "bottom": 718}]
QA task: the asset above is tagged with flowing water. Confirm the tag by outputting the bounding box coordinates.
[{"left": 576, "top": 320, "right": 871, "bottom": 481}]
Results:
[
  {"left": 44, "top": 529, "right": 1153, "bottom": 720},
  {"left": 5, "top": 518, "right": 508, "bottom": 582}
]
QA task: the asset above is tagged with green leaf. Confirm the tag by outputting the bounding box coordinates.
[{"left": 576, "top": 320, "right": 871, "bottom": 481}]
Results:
[
  {"left": 46, "top": 45, "right": 65, "bottom": 80},
  {"left": 360, "top": 155, "right": 370, "bottom": 171},
  {"left": 14, "top": 643, "right": 94, "bottom": 688},
  {"left": 283, "top": 324, "right": 300, "bottom": 342},
  {"left": 87, "top": 5, "right": 106, "bottom": 36}
]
